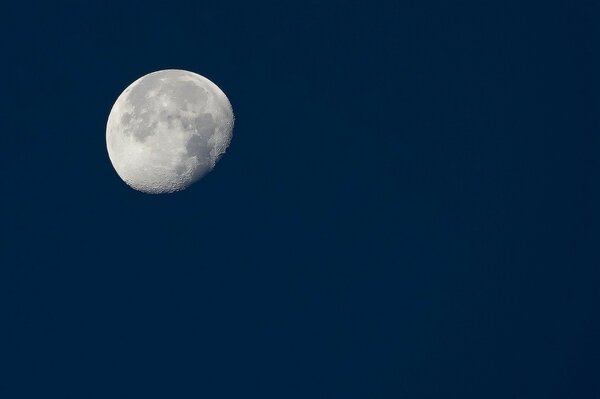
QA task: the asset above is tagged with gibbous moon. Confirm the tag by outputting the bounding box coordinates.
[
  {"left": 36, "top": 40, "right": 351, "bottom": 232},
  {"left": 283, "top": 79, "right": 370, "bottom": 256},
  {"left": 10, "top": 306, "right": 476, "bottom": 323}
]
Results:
[{"left": 106, "top": 69, "right": 234, "bottom": 194}]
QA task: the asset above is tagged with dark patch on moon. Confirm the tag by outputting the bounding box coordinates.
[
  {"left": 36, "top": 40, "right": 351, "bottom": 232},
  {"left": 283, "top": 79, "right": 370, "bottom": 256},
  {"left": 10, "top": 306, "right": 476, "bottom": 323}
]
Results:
[
  {"left": 192, "top": 113, "right": 215, "bottom": 136},
  {"left": 185, "top": 135, "right": 212, "bottom": 166},
  {"left": 121, "top": 112, "right": 132, "bottom": 125},
  {"left": 185, "top": 113, "right": 216, "bottom": 163}
]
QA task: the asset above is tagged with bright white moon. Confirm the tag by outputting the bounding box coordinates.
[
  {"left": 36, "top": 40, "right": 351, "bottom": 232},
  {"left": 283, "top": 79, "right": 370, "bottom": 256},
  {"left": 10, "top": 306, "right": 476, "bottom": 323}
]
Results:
[{"left": 106, "top": 69, "right": 234, "bottom": 194}]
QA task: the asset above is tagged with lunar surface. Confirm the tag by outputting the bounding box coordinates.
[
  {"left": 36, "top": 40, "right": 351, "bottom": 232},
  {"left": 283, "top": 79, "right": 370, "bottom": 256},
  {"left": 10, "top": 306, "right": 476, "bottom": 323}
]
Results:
[{"left": 106, "top": 69, "right": 234, "bottom": 193}]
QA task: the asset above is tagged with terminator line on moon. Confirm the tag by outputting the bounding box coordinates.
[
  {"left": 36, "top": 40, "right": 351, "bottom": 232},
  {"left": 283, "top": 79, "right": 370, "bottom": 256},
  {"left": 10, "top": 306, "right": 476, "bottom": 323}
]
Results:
[{"left": 106, "top": 69, "right": 234, "bottom": 194}]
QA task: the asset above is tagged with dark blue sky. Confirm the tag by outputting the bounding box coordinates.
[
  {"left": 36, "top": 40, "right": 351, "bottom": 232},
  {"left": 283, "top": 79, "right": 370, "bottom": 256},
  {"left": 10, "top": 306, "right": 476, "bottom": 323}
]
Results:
[{"left": 2, "top": 1, "right": 599, "bottom": 397}]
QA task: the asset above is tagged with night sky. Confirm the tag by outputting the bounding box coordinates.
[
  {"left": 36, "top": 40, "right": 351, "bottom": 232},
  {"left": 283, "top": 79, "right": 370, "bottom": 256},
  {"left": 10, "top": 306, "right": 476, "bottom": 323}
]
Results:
[{"left": 2, "top": 1, "right": 599, "bottom": 397}]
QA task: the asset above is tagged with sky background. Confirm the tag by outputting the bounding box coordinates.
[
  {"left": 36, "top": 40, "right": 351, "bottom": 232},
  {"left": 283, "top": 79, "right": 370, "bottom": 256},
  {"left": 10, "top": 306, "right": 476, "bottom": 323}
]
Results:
[{"left": 1, "top": 0, "right": 599, "bottom": 397}]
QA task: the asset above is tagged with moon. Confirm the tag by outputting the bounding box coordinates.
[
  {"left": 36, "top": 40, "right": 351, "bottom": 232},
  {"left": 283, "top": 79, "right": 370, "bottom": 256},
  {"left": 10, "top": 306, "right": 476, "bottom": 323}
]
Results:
[{"left": 106, "top": 69, "right": 234, "bottom": 194}]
